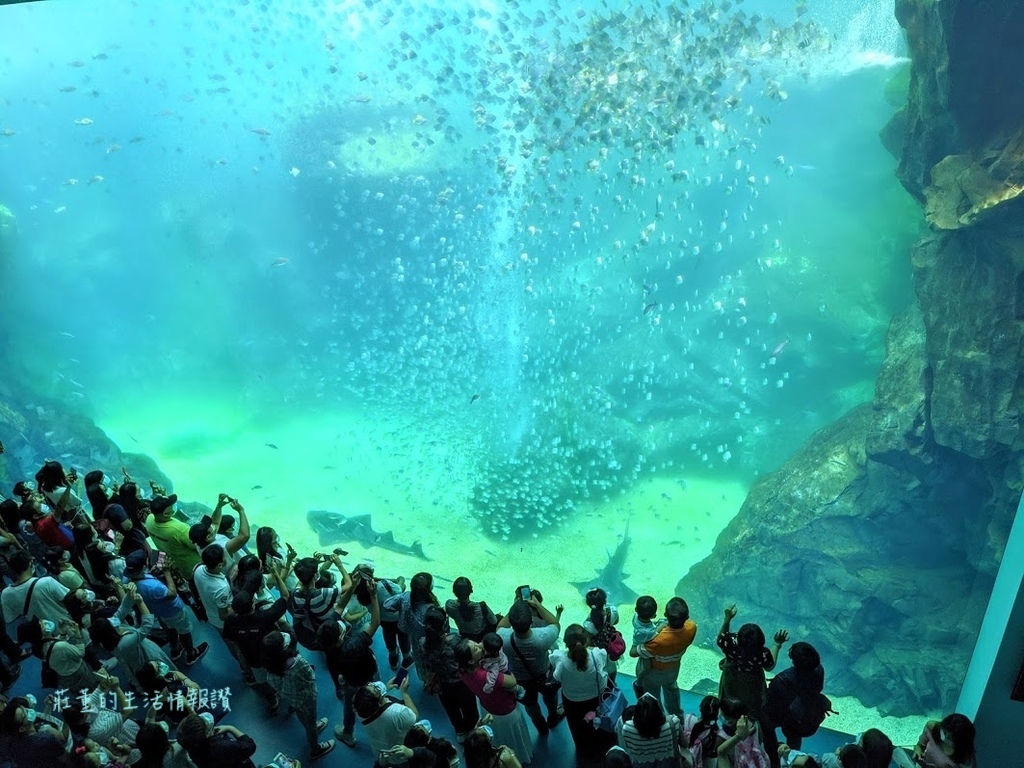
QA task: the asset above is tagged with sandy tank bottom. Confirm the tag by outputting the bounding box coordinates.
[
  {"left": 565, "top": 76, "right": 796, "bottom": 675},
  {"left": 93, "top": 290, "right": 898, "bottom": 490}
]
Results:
[{"left": 97, "top": 394, "right": 927, "bottom": 747}]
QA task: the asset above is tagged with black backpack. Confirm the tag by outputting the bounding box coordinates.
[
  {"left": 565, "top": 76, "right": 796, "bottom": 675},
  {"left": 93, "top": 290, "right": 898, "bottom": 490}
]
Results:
[{"left": 788, "top": 692, "right": 831, "bottom": 737}]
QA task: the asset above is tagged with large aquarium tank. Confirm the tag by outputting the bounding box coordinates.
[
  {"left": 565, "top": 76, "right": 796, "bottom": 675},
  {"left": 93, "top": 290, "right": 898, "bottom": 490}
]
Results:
[{"left": 0, "top": 0, "right": 1009, "bottom": 746}]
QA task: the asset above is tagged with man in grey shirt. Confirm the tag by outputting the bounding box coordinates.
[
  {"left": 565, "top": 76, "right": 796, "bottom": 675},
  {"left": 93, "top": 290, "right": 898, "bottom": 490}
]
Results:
[{"left": 497, "top": 595, "right": 564, "bottom": 734}]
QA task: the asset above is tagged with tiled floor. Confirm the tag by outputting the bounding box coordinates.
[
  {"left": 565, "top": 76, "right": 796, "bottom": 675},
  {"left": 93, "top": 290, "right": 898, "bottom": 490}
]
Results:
[{"left": 4, "top": 617, "right": 851, "bottom": 767}]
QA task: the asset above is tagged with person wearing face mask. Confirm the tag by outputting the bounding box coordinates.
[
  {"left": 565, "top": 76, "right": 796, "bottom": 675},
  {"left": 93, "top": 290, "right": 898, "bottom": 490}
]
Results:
[
  {"left": 261, "top": 629, "right": 335, "bottom": 761},
  {"left": 35, "top": 460, "right": 90, "bottom": 528},
  {"left": 19, "top": 614, "right": 108, "bottom": 693},
  {"left": 62, "top": 675, "right": 141, "bottom": 763},
  {"left": 353, "top": 676, "right": 420, "bottom": 759},
  {"left": 135, "top": 660, "right": 207, "bottom": 729},
  {"left": 1, "top": 549, "right": 74, "bottom": 626},
  {"left": 43, "top": 545, "right": 87, "bottom": 591},
  {"left": 89, "top": 582, "right": 178, "bottom": 691},
  {"left": 124, "top": 550, "right": 209, "bottom": 666},
  {"left": 18, "top": 490, "right": 75, "bottom": 553},
  {"left": 63, "top": 585, "right": 119, "bottom": 632},
  {"left": 0, "top": 694, "right": 71, "bottom": 768},
  {"left": 176, "top": 713, "right": 257, "bottom": 768},
  {"left": 462, "top": 724, "right": 524, "bottom": 768}
]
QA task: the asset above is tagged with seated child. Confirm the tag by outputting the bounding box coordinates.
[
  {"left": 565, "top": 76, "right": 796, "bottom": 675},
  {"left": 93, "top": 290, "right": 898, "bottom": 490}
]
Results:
[
  {"left": 782, "top": 744, "right": 867, "bottom": 768},
  {"left": 480, "top": 632, "right": 511, "bottom": 694},
  {"left": 631, "top": 595, "right": 666, "bottom": 696}
]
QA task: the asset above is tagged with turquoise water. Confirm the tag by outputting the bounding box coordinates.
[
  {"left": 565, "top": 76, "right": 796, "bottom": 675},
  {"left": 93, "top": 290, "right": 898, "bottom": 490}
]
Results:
[{"left": 0, "top": 0, "right": 934, "bottom": 741}]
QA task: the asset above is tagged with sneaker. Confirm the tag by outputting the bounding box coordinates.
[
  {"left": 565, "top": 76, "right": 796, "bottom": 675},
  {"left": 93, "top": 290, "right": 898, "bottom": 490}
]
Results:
[
  {"left": 632, "top": 679, "right": 644, "bottom": 698},
  {"left": 311, "top": 740, "right": 335, "bottom": 761},
  {"left": 388, "top": 651, "right": 400, "bottom": 670},
  {"left": 184, "top": 642, "right": 209, "bottom": 666},
  {"left": 170, "top": 646, "right": 185, "bottom": 662},
  {"left": 1, "top": 663, "right": 21, "bottom": 692},
  {"left": 315, "top": 717, "right": 328, "bottom": 733},
  {"left": 400, "top": 655, "right": 415, "bottom": 669},
  {"left": 334, "top": 727, "right": 356, "bottom": 747}
]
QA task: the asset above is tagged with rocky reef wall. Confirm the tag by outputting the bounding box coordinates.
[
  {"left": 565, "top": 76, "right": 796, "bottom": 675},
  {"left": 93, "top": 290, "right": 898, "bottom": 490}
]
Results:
[{"left": 677, "top": 0, "right": 1024, "bottom": 716}]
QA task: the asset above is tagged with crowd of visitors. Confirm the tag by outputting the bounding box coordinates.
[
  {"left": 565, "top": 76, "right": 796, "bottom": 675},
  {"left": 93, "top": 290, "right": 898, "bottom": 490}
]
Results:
[{"left": 0, "top": 457, "right": 979, "bottom": 768}]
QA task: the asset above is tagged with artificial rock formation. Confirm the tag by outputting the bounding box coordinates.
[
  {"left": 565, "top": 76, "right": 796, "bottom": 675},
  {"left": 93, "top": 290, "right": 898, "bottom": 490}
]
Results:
[{"left": 677, "top": 0, "right": 1024, "bottom": 715}]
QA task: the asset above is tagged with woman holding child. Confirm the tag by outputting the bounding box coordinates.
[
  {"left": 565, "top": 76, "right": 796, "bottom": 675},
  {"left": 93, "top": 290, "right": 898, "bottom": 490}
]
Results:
[{"left": 455, "top": 635, "right": 533, "bottom": 765}]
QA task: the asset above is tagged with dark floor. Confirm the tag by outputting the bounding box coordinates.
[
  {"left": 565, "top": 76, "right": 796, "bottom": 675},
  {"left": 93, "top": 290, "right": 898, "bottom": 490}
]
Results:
[{"left": 4, "top": 616, "right": 852, "bottom": 767}]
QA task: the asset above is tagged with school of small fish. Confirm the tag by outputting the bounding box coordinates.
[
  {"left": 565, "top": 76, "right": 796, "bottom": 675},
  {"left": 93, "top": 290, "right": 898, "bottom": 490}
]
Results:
[{"left": 0, "top": 0, "right": 848, "bottom": 539}]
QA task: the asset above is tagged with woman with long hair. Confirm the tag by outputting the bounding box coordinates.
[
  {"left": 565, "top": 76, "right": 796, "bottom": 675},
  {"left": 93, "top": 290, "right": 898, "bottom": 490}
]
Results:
[
  {"left": 463, "top": 725, "right": 524, "bottom": 768},
  {"left": 387, "top": 571, "right": 445, "bottom": 677},
  {"left": 618, "top": 693, "right": 686, "bottom": 768},
  {"left": 420, "top": 604, "right": 479, "bottom": 739},
  {"left": 260, "top": 630, "right": 335, "bottom": 761},
  {"left": 254, "top": 526, "right": 298, "bottom": 593},
  {"left": 455, "top": 637, "right": 532, "bottom": 765},
  {"left": 551, "top": 623, "right": 616, "bottom": 759},
  {"left": 354, "top": 563, "right": 410, "bottom": 669}
]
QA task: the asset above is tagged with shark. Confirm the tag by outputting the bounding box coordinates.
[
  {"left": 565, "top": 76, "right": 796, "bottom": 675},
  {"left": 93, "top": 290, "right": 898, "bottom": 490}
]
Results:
[
  {"left": 306, "top": 509, "right": 430, "bottom": 561},
  {"left": 571, "top": 518, "right": 640, "bottom": 606}
]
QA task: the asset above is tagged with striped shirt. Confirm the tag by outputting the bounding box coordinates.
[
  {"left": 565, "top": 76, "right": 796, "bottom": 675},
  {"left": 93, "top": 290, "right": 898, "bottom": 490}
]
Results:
[
  {"left": 639, "top": 620, "right": 698, "bottom": 671},
  {"left": 618, "top": 715, "right": 683, "bottom": 768}
]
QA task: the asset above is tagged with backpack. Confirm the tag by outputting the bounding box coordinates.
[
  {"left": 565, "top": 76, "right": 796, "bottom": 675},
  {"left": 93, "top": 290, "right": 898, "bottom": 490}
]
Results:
[
  {"left": 788, "top": 692, "right": 831, "bottom": 737},
  {"left": 685, "top": 714, "right": 721, "bottom": 768},
  {"left": 719, "top": 724, "right": 770, "bottom": 768},
  {"left": 289, "top": 589, "right": 330, "bottom": 650},
  {"left": 592, "top": 611, "right": 626, "bottom": 661}
]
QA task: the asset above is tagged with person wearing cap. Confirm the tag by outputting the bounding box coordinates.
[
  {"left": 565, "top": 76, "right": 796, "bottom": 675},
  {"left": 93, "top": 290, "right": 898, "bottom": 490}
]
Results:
[
  {"left": 319, "top": 571, "right": 381, "bottom": 749},
  {"left": 147, "top": 493, "right": 208, "bottom": 623},
  {"left": 222, "top": 560, "right": 294, "bottom": 715},
  {"left": 188, "top": 494, "right": 250, "bottom": 571},
  {"left": 102, "top": 500, "right": 151, "bottom": 557},
  {"left": 125, "top": 549, "right": 209, "bottom": 666},
  {"left": 147, "top": 494, "right": 199, "bottom": 572}
]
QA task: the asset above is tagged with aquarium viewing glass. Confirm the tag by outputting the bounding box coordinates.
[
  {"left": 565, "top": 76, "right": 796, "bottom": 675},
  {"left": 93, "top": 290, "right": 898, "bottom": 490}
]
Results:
[{"left": 0, "top": 0, "right": 1009, "bottom": 744}]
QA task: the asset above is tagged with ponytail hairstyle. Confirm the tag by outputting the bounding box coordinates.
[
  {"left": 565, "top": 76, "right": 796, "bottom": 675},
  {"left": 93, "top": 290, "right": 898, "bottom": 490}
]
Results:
[
  {"left": 410, "top": 572, "right": 437, "bottom": 609},
  {"left": 453, "top": 576, "right": 475, "bottom": 622},
  {"left": 586, "top": 587, "right": 609, "bottom": 633},
  {"left": 564, "top": 624, "right": 589, "bottom": 671},
  {"left": 422, "top": 604, "right": 449, "bottom": 652},
  {"left": 463, "top": 728, "right": 503, "bottom": 768},
  {"left": 690, "top": 695, "right": 721, "bottom": 749}
]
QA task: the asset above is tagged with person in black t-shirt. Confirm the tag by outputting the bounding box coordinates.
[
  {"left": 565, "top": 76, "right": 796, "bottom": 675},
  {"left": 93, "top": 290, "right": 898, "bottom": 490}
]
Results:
[
  {"left": 222, "top": 561, "right": 292, "bottom": 715},
  {"left": 177, "top": 713, "right": 257, "bottom": 768},
  {"left": 318, "top": 572, "right": 380, "bottom": 749}
]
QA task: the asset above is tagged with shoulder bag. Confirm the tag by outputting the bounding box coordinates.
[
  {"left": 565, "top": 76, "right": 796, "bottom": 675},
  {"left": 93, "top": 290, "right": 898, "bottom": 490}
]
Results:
[
  {"left": 591, "top": 651, "right": 627, "bottom": 733},
  {"left": 21, "top": 577, "right": 40, "bottom": 617},
  {"left": 41, "top": 639, "right": 60, "bottom": 688},
  {"left": 510, "top": 634, "right": 561, "bottom": 695}
]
